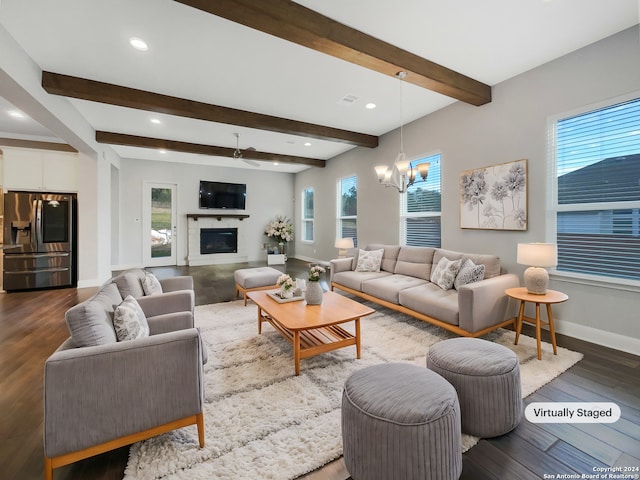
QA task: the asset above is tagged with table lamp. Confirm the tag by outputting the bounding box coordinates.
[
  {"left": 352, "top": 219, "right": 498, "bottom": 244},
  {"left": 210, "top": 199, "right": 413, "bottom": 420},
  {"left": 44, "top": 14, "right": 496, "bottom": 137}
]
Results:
[
  {"left": 335, "top": 238, "right": 354, "bottom": 258},
  {"left": 517, "top": 243, "right": 557, "bottom": 294}
]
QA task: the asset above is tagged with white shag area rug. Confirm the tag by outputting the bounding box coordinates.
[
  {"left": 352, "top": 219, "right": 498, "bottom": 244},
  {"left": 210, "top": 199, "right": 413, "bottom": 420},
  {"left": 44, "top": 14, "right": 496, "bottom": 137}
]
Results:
[{"left": 124, "top": 299, "right": 583, "bottom": 480}]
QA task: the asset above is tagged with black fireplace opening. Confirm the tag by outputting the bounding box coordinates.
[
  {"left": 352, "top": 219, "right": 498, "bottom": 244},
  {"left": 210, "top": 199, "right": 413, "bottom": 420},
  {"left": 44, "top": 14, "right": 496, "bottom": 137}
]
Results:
[{"left": 200, "top": 228, "right": 238, "bottom": 254}]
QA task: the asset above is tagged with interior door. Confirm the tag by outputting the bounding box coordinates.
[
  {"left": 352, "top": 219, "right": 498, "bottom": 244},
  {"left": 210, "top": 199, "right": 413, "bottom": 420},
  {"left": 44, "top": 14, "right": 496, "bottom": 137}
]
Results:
[{"left": 143, "top": 183, "right": 177, "bottom": 266}]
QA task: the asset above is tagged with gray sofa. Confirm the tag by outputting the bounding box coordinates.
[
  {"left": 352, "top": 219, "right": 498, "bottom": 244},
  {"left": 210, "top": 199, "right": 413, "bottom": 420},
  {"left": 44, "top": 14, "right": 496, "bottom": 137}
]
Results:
[
  {"left": 330, "top": 244, "right": 519, "bottom": 337},
  {"left": 43, "top": 270, "right": 205, "bottom": 480}
]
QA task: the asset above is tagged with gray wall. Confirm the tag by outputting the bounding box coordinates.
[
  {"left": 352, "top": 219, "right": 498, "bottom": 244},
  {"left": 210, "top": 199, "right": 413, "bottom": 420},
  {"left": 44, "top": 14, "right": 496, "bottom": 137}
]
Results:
[
  {"left": 294, "top": 27, "right": 640, "bottom": 353},
  {"left": 117, "top": 158, "right": 294, "bottom": 267}
]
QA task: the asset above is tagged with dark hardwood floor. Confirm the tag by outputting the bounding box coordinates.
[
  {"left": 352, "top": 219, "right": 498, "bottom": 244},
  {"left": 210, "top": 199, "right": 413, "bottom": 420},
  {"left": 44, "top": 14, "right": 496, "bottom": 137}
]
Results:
[{"left": 1, "top": 259, "right": 638, "bottom": 480}]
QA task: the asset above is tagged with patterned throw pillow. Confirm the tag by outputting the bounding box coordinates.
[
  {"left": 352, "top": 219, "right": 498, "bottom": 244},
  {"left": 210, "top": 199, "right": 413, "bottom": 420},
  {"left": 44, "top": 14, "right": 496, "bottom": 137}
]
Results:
[
  {"left": 355, "top": 249, "right": 384, "bottom": 272},
  {"left": 141, "top": 272, "right": 163, "bottom": 296},
  {"left": 430, "top": 256, "right": 463, "bottom": 290},
  {"left": 113, "top": 295, "right": 150, "bottom": 341},
  {"left": 454, "top": 258, "right": 486, "bottom": 290}
]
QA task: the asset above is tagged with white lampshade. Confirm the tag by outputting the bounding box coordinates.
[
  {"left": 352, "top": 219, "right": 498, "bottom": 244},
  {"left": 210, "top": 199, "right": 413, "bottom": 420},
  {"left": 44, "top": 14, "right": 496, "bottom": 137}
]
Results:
[
  {"left": 335, "top": 238, "right": 354, "bottom": 258},
  {"left": 374, "top": 165, "right": 389, "bottom": 182},
  {"left": 394, "top": 153, "right": 411, "bottom": 175},
  {"left": 335, "top": 238, "right": 354, "bottom": 249},
  {"left": 517, "top": 243, "right": 557, "bottom": 267},
  {"left": 517, "top": 243, "right": 557, "bottom": 294}
]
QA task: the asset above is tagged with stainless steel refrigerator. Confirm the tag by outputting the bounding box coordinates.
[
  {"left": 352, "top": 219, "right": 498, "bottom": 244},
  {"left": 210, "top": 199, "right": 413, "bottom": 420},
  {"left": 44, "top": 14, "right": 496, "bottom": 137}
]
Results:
[{"left": 2, "top": 191, "right": 77, "bottom": 291}]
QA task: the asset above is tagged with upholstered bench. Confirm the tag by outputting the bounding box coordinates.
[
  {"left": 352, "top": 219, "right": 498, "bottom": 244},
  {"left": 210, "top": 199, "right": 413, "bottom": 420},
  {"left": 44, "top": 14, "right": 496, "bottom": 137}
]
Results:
[
  {"left": 427, "top": 337, "right": 522, "bottom": 437},
  {"left": 234, "top": 267, "right": 282, "bottom": 306},
  {"left": 342, "top": 363, "right": 462, "bottom": 480}
]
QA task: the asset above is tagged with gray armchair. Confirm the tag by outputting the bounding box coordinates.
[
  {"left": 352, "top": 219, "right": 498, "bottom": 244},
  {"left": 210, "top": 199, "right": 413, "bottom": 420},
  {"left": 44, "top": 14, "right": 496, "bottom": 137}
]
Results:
[{"left": 43, "top": 280, "right": 205, "bottom": 480}]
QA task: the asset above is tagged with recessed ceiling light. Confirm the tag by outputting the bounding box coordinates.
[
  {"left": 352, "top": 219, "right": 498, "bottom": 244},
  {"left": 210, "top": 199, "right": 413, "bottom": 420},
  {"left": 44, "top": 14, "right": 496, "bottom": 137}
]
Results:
[
  {"left": 158, "top": 149, "right": 167, "bottom": 154},
  {"left": 273, "top": 162, "right": 280, "bottom": 166},
  {"left": 304, "top": 142, "right": 312, "bottom": 147},
  {"left": 150, "top": 118, "right": 161, "bottom": 124},
  {"left": 366, "top": 103, "right": 377, "bottom": 110},
  {"left": 129, "top": 37, "right": 149, "bottom": 51},
  {"left": 8, "top": 110, "right": 25, "bottom": 119}
]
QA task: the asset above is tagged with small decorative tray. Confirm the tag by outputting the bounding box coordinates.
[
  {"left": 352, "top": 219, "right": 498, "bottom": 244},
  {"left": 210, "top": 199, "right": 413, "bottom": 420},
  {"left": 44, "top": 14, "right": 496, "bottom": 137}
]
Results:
[{"left": 267, "top": 290, "right": 304, "bottom": 303}]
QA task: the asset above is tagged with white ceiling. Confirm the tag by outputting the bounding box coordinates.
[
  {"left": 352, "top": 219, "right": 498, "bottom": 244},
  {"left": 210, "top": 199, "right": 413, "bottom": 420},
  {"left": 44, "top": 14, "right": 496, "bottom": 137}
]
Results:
[{"left": 0, "top": 0, "right": 638, "bottom": 173}]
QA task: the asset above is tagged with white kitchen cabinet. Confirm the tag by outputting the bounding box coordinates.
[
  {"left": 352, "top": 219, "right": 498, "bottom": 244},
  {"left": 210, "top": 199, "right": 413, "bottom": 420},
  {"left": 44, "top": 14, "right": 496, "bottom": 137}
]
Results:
[{"left": 2, "top": 148, "right": 78, "bottom": 192}]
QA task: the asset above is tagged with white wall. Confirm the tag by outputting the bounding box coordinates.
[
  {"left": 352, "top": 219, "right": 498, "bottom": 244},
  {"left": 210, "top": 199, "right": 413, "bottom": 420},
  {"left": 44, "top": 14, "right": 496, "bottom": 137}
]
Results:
[
  {"left": 295, "top": 27, "right": 640, "bottom": 353},
  {"left": 116, "top": 158, "right": 295, "bottom": 267}
]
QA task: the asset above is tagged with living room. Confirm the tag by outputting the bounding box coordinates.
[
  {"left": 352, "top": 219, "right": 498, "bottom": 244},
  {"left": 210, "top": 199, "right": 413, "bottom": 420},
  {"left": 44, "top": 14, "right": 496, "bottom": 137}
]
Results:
[{"left": 1, "top": 1, "right": 639, "bottom": 479}]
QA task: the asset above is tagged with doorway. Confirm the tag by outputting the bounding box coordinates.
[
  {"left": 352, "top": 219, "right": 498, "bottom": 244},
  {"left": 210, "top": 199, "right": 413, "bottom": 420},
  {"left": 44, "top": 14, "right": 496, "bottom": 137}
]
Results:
[{"left": 143, "top": 182, "right": 177, "bottom": 266}]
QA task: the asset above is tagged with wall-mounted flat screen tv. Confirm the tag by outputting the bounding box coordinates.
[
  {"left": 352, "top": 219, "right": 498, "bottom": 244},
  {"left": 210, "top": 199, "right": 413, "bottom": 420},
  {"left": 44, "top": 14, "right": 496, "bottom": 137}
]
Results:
[{"left": 199, "top": 181, "right": 246, "bottom": 210}]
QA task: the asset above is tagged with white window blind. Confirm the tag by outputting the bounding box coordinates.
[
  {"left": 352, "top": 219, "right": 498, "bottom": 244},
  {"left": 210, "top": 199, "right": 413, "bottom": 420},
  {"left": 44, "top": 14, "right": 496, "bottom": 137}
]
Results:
[
  {"left": 400, "top": 155, "right": 442, "bottom": 247},
  {"left": 338, "top": 176, "right": 357, "bottom": 247},
  {"left": 554, "top": 97, "right": 640, "bottom": 281}
]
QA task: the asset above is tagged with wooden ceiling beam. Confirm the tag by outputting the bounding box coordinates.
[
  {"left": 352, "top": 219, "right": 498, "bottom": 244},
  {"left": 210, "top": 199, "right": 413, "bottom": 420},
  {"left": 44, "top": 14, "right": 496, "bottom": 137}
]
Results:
[
  {"left": 175, "top": 0, "right": 492, "bottom": 106},
  {"left": 42, "top": 72, "right": 377, "bottom": 148},
  {"left": 95, "top": 131, "right": 326, "bottom": 168}
]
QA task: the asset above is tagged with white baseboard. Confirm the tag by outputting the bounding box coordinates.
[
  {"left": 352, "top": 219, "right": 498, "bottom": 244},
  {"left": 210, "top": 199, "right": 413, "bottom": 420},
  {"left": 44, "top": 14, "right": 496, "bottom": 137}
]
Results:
[
  {"left": 77, "top": 278, "right": 102, "bottom": 288},
  {"left": 554, "top": 319, "right": 640, "bottom": 356}
]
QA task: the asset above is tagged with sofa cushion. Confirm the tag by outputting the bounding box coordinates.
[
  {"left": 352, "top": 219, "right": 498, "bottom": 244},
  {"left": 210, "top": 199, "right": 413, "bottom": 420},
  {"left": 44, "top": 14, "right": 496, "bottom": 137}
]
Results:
[
  {"left": 394, "top": 246, "right": 435, "bottom": 280},
  {"left": 361, "top": 274, "right": 428, "bottom": 304},
  {"left": 142, "top": 272, "right": 163, "bottom": 296},
  {"left": 431, "top": 256, "right": 463, "bottom": 290},
  {"left": 398, "top": 283, "right": 460, "bottom": 326},
  {"left": 112, "top": 269, "right": 146, "bottom": 298},
  {"left": 113, "top": 295, "right": 150, "bottom": 341},
  {"left": 365, "top": 244, "right": 401, "bottom": 273},
  {"left": 65, "top": 283, "right": 122, "bottom": 347},
  {"left": 435, "top": 248, "right": 501, "bottom": 279},
  {"left": 454, "top": 259, "right": 486, "bottom": 290},
  {"left": 332, "top": 270, "right": 391, "bottom": 291},
  {"left": 356, "top": 249, "right": 384, "bottom": 272}
]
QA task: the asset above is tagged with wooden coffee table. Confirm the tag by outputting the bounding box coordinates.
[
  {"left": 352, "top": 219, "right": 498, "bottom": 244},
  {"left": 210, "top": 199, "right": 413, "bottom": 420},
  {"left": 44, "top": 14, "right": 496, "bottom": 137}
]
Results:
[{"left": 247, "top": 290, "right": 375, "bottom": 375}]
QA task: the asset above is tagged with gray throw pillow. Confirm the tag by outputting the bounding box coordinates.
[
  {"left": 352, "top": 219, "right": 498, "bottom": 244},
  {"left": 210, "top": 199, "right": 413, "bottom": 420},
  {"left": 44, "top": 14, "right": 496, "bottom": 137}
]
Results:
[
  {"left": 113, "top": 295, "right": 150, "bottom": 341},
  {"left": 355, "top": 249, "right": 384, "bottom": 272},
  {"left": 430, "top": 256, "right": 462, "bottom": 290},
  {"left": 454, "top": 258, "right": 485, "bottom": 290}
]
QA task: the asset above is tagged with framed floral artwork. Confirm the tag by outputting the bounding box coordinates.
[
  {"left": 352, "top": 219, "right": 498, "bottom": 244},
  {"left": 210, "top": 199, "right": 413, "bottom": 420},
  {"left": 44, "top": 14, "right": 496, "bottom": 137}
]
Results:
[{"left": 459, "top": 159, "right": 528, "bottom": 230}]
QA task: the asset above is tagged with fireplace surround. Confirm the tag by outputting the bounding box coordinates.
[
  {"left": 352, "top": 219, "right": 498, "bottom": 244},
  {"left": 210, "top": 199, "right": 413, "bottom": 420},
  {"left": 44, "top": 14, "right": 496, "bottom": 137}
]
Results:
[{"left": 187, "top": 215, "right": 248, "bottom": 265}]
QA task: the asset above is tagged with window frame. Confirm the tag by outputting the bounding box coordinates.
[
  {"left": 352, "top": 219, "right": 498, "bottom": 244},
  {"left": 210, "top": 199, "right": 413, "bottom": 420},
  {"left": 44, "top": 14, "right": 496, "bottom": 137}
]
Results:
[
  {"left": 400, "top": 153, "right": 442, "bottom": 248},
  {"left": 301, "top": 187, "right": 314, "bottom": 243},
  {"left": 337, "top": 175, "right": 358, "bottom": 247},
  {"left": 547, "top": 91, "right": 640, "bottom": 292}
]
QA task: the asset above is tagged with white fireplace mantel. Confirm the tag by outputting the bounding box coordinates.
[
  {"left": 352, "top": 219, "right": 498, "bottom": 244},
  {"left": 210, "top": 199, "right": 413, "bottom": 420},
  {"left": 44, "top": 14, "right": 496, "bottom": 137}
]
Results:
[{"left": 187, "top": 214, "right": 249, "bottom": 266}]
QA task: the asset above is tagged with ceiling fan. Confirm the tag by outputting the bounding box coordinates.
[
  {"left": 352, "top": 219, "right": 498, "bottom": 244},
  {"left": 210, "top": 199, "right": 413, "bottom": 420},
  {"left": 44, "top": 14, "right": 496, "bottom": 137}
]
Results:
[{"left": 233, "top": 133, "right": 260, "bottom": 167}]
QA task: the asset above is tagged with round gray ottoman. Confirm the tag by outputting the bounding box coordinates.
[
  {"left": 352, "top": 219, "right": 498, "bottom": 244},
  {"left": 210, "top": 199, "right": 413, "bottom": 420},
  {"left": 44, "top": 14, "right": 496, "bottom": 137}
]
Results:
[
  {"left": 341, "top": 363, "right": 462, "bottom": 480},
  {"left": 427, "top": 337, "right": 522, "bottom": 437}
]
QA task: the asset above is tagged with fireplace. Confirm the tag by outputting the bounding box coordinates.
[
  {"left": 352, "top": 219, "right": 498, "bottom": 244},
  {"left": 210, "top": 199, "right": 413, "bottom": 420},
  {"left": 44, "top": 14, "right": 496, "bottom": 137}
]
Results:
[{"left": 200, "top": 228, "right": 238, "bottom": 254}]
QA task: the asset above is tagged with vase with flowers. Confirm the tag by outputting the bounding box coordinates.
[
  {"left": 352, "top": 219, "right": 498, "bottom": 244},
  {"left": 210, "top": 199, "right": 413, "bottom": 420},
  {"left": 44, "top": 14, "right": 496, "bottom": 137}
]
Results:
[
  {"left": 277, "top": 273, "right": 295, "bottom": 299},
  {"left": 265, "top": 216, "right": 294, "bottom": 260},
  {"left": 305, "top": 265, "right": 325, "bottom": 305}
]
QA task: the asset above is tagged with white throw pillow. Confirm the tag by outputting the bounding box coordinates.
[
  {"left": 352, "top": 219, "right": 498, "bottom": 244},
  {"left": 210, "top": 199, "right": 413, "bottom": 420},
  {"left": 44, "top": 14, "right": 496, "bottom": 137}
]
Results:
[
  {"left": 113, "top": 295, "right": 150, "bottom": 341},
  {"left": 454, "top": 258, "right": 486, "bottom": 290},
  {"left": 142, "top": 272, "right": 163, "bottom": 296},
  {"left": 430, "top": 256, "right": 463, "bottom": 290},
  {"left": 355, "top": 249, "right": 384, "bottom": 272}
]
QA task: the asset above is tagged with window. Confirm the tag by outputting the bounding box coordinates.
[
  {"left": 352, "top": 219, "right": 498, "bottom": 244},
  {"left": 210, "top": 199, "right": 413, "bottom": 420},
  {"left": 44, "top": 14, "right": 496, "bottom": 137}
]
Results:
[
  {"left": 302, "top": 187, "right": 314, "bottom": 242},
  {"left": 337, "top": 175, "right": 357, "bottom": 247},
  {"left": 552, "top": 96, "right": 640, "bottom": 282},
  {"left": 400, "top": 154, "right": 441, "bottom": 247}
]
